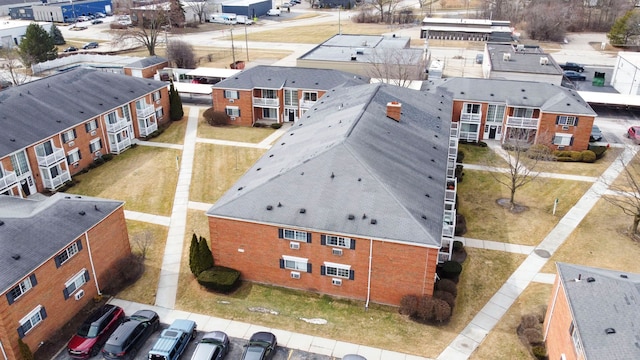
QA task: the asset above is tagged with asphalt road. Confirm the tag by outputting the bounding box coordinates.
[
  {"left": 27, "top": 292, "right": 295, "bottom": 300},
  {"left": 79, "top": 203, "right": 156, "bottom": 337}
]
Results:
[{"left": 54, "top": 323, "right": 337, "bottom": 360}]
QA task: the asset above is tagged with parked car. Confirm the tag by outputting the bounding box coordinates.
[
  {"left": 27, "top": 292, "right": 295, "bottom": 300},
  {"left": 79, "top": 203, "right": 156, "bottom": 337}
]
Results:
[
  {"left": 95, "top": 12, "right": 106, "bottom": 18},
  {"left": 563, "top": 70, "right": 586, "bottom": 81},
  {"left": 342, "top": 355, "right": 367, "bottom": 360},
  {"left": 236, "top": 15, "right": 253, "bottom": 24},
  {"left": 190, "top": 331, "right": 229, "bottom": 360},
  {"left": 148, "top": 319, "right": 197, "bottom": 360},
  {"left": 628, "top": 126, "right": 640, "bottom": 144},
  {"left": 63, "top": 46, "right": 78, "bottom": 52},
  {"left": 560, "top": 62, "right": 585, "bottom": 72},
  {"left": 266, "top": 8, "right": 281, "bottom": 16},
  {"left": 77, "top": 15, "right": 90, "bottom": 22},
  {"left": 102, "top": 310, "right": 159, "bottom": 359},
  {"left": 69, "top": 26, "right": 88, "bottom": 31},
  {"left": 83, "top": 42, "right": 99, "bottom": 49},
  {"left": 590, "top": 124, "right": 603, "bottom": 142},
  {"left": 67, "top": 304, "right": 125, "bottom": 359},
  {"left": 281, "top": 2, "right": 292, "bottom": 7},
  {"left": 475, "top": 53, "right": 483, "bottom": 64},
  {"left": 241, "top": 332, "right": 277, "bottom": 360},
  {"left": 91, "top": 19, "right": 103, "bottom": 24}
]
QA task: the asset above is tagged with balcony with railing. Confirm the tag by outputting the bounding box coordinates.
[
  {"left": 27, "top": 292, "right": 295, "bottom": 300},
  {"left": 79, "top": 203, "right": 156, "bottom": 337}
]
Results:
[
  {"left": 42, "top": 170, "right": 71, "bottom": 190},
  {"left": 139, "top": 120, "right": 158, "bottom": 137},
  {"left": 460, "top": 112, "right": 481, "bottom": 123},
  {"left": 36, "top": 146, "right": 65, "bottom": 167},
  {"left": 252, "top": 97, "right": 279, "bottom": 107},
  {"left": 0, "top": 170, "right": 18, "bottom": 192},
  {"left": 136, "top": 103, "right": 155, "bottom": 118},
  {"left": 109, "top": 137, "right": 132, "bottom": 154},
  {"left": 506, "top": 116, "right": 539, "bottom": 129},
  {"left": 105, "top": 115, "right": 130, "bottom": 133},
  {"left": 300, "top": 99, "right": 317, "bottom": 108}
]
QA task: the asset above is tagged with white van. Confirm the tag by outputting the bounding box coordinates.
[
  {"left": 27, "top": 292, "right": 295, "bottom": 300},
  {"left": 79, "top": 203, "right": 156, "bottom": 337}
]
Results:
[
  {"left": 208, "top": 13, "right": 237, "bottom": 24},
  {"left": 236, "top": 15, "right": 253, "bottom": 25}
]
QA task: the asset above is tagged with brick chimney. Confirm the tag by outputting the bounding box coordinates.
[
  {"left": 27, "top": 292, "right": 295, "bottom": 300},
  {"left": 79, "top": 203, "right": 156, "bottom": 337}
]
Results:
[{"left": 387, "top": 101, "right": 401, "bottom": 122}]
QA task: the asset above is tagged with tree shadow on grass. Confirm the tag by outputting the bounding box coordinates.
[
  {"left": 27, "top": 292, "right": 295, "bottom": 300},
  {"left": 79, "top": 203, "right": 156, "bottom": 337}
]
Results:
[{"left": 496, "top": 198, "right": 529, "bottom": 214}]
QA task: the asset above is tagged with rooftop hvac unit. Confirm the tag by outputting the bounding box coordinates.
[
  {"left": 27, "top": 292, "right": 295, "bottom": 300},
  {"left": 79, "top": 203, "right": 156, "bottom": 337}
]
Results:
[
  {"left": 516, "top": 44, "right": 525, "bottom": 51},
  {"left": 540, "top": 56, "right": 549, "bottom": 65},
  {"left": 503, "top": 53, "right": 511, "bottom": 61}
]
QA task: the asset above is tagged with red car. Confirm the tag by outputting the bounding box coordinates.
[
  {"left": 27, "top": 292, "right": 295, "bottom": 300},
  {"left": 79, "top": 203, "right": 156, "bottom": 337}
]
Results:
[
  {"left": 67, "top": 304, "right": 125, "bottom": 358},
  {"left": 628, "top": 126, "right": 640, "bottom": 144}
]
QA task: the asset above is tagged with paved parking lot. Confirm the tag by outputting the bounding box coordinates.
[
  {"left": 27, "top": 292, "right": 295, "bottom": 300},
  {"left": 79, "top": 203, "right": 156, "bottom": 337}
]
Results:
[{"left": 53, "top": 323, "right": 337, "bottom": 360}]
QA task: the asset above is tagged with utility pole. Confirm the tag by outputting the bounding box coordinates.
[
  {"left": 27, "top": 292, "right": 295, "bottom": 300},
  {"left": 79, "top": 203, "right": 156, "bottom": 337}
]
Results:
[
  {"left": 244, "top": 22, "right": 249, "bottom": 61},
  {"left": 338, "top": 6, "right": 342, "bottom": 35},
  {"left": 230, "top": 27, "right": 236, "bottom": 65}
]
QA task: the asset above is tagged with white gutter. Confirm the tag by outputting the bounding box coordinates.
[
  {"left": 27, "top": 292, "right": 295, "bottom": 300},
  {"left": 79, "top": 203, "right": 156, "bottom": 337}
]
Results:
[
  {"left": 365, "top": 238, "right": 373, "bottom": 309},
  {"left": 543, "top": 275, "right": 560, "bottom": 340},
  {"left": 84, "top": 232, "right": 102, "bottom": 295},
  {"left": 0, "top": 339, "right": 8, "bottom": 360}
]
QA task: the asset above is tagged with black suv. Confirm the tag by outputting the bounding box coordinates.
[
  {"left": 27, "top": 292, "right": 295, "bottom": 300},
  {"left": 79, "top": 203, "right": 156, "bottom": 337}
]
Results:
[
  {"left": 560, "top": 62, "right": 584, "bottom": 72},
  {"left": 101, "top": 310, "right": 159, "bottom": 359}
]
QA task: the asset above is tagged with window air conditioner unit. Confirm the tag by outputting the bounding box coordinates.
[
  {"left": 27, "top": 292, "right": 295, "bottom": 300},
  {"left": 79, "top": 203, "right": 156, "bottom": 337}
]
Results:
[
  {"left": 94, "top": 151, "right": 102, "bottom": 157},
  {"left": 74, "top": 289, "right": 85, "bottom": 300},
  {"left": 332, "top": 248, "right": 343, "bottom": 256},
  {"left": 291, "top": 271, "right": 301, "bottom": 279},
  {"left": 562, "top": 125, "right": 569, "bottom": 130},
  {"left": 290, "top": 242, "right": 300, "bottom": 250},
  {"left": 332, "top": 278, "right": 342, "bottom": 286},
  {"left": 229, "top": 98, "right": 235, "bottom": 103},
  {"left": 73, "top": 163, "right": 79, "bottom": 168},
  {"left": 90, "top": 130, "right": 97, "bottom": 136},
  {"left": 68, "top": 141, "right": 75, "bottom": 147},
  {"left": 230, "top": 116, "right": 237, "bottom": 121},
  {"left": 156, "top": 99, "right": 161, "bottom": 105}
]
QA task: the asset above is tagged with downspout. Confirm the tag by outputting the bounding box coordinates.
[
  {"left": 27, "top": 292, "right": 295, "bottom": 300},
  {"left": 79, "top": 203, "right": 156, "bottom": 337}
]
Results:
[
  {"left": 365, "top": 238, "right": 373, "bottom": 310},
  {"left": 421, "top": 246, "right": 430, "bottom": 295},
  {"left": 543, "top": 276, "right": 561, "bottom": 341},
  {"left": 84, "top": 232, "right": 102, "bottom": 295},
  {"left": 0, "top": 339, "right": 8, "bottom": 360}
]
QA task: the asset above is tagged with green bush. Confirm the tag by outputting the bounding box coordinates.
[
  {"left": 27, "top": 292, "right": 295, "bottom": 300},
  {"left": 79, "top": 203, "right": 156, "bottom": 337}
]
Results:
[
  {"left": 453, "top": 240, "right": 464, "bottom": 251},
  {"left": 553, "top": 150, "right": 584, "bottom": 162},
  {"left": 439, "top": 261, "right": 462, "bottom": 281},
  {"left": 455, "top": 214, "right": 467, "bottom": 236},
  {"left": 455, "top": 164, "right": 464, "bottom": 183},
  {"left": 457, "top": 150, "right": 465, "bottom": 163},
  {"left": 588, "top": 144, "right": 608, "bottom": 159},
  {"left": 270, "top": 123, "right": 283, "bottom": 129},
  {"left": 435, "top": 278, "right": 458, "bottom": 297},
  {"left": 433, "top": 290, "right": 456, "bottom": 309},
  {"left": 523, "top": 327, "right": 543, "bottom": 344},
  {"left": 581, "top": 150, "right": 596, "bottom": 163},
  {"left": 102, "top": 154, "right": 114, "bottom": 162},
  {"left": 399, "top": 294, "right": 419, "bottom": 316},
  {"left": 18, "top": 338, "right": 33, "bottom": 360},
  {"left": 203, "top": 107, "right": 229, "bottom": 126},
  {"left": 432, "top": 298, "right": 452, "bottom": 323},
  {"left": 478, "top": 141, "right": 488, "bottom": 147},
  {"left": 531, "top": 345, "right": 547, "bottom": 360},
  {"left": 526, "top": 144, "right": 551, "bottom": 160},
  {"left": 197, "top": 266, "right": 241, "bottom": 293}
]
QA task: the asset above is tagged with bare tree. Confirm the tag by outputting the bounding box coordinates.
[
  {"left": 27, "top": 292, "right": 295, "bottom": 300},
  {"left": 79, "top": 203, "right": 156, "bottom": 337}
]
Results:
[
  {"left": 370, "top": 0, "right": 399, "bottom": 22},
  {"left": 525, "top": 1, "right": 571, "bottom": 41},
  {"left": 167, "top": 39, "right": 197, "bottom": 68},
  {"left": 0, "top": 48, "right": 29, "bottom": 86},
  {"left": 113, "top": 9, "right": 168, "bottom": 56},
  {"left": 602, "top": 152, "right": 640, "bottom": 235},
  {"left": 367, "top": 48, "right": 426, "bottom": 88},
  {"left": 184, "top": 0, "right": 211, "bottom": 23},
  {"left": 132, "top": 230, "right": 155, "bottom": 260}
]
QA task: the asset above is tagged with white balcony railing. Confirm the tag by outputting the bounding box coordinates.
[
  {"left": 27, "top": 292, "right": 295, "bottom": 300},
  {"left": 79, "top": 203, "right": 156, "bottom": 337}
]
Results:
[
  {"left": 42, "top": 170, "right": 71, "bottom": 190},
  {"left": 36, "top": 147, "right": 65, "bottom": 167},
  {"left": 0, "top": 170, "right": 18, "bottom": 191},
  {"left": 300, "top": 100, "right": 316, "bottom": 108},
  {"left": 460, "top": 113, "right": 482, "bottom": 123},
  {"left": 105, "top": 116, "right": 129, "bottom": 133},
  {"left": 136, "top": 104, "right": 155, "bottom": 118},
  {"left": 110, "top": 137, "right": 132, "bottom": 154},
  {"left": 252, "top": 97, "right": 279, "bottom": 107},
  {"left": 139, "top": 121, "right": 158, "bottom": 137},
  {"left": 506, "top": 116, "right": 539, "bottom": 129}
]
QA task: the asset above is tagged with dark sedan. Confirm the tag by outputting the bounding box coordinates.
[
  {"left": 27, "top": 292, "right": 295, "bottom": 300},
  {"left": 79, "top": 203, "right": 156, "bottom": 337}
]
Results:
[
  {"left": 564, "top": 70, "right": 586, "bottom": 81},
  {"left": 102, "top": 309, "right": 160, "bottom": 359},
  {"left": 590, "top": 124, "right": 603, "bottom": 142},
  {"left": 63, "top": 46, "right": 78, "bottom": 52},
  {"left": 241, "top": 332, "right": 277, "bottom": 360}
]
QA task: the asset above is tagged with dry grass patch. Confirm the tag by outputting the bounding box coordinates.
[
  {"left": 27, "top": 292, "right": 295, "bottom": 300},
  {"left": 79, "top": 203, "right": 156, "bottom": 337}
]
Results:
[
  {"left": 198, "top": 116, "right": 275, "bottom": 143},
  {"left": 190, "top": 143, "right": 266, "bottom": 203},
  {"left": 116, "top": 220, "right": 168, "bottom": 304},
  {"left": 541, "top": 198, "right": 640, "bottom": 273},
  {"left": 173, "top": 228, "right": 522, "bottom": 357},
  {"left": 243, "top": 21, "right": 393, "bottom": 43},
  {"left": 152, "top": 118, "right": 188, "bottom": 145},
  {"left": 458, "top": 170, "right": 591, "bottom": 245},
  {"left": 611, "top": 149, "right": 640, "bottom": 191},
  {"left": 524, "top": 147, "right": 622, "bottom": 178},
  {"left": 459, "top": 143, "right": 509, "bottom": 166},
  {"left": 471, "top": 283, "right": 552, "bottom": 360},
  {"left": 66, "top": 146, "right": 180, "bottom": 216}
]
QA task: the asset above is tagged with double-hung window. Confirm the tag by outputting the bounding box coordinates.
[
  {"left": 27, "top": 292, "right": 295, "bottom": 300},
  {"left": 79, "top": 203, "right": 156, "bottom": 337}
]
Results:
[
  {"left": 463, "top": 103, "right": 480, "bottom": 114},
  {"left": 569, "top": 322, "right": 584, "bottom": 356},
  {"left": 303, "top": 92, "right": 317, "bottom": 102},
  {"left": 153, "top": 91, "right": 161, "bottom": 101},
  {"left": 225, "top": 106, "right": 240, "bottom": 117},
  {"left": 557, "top": 116, "right": 578, "bottom": 126},
  {"left": 280, "top": 255, "right": 311, "bottom": 273},
  {"left": 553, "top": 133, "right": 573, "bottom": 146},
  {"left": 61, "top": 129, "right": 76, "bottom": 144},
  {"left": 54, "top": 240, "right": 82, "bottom": 268},
  {"left": 279, "top": 228, "right": 311, "bottom": 242},
  {"left": 6, "top": 275, "right": 37, "bottom": 305},
  {"left": 321, "top": 235, "right": 355, "bottom": 249},
  {"left": 63, "top": 269, "right": 89, "bottom": 299},
  {"left": 321, "top": 262, "right": 354, "bottom": 280},
  {"left": 89, "top": 139, "right": 103, "bottom": 153},
  {"left": 17, "top": 306, "right": 47, "bottom": 338},
  {"left": 224, "top": 90, "right": 239, "bottom": 99},
  {"left": 67, "top": 149, "right": 82, "bottom": 164},
  {"left": 85, "top": 119, "right": 98, "bottom": 133}
]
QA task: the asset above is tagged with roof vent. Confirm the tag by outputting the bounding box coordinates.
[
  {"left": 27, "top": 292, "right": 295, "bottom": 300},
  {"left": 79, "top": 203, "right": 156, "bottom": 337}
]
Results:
[
  {"left": 331, "top": 172, "right": 335, "bottom": 179},
  {"left": 587, "top": 277, "right": 596, "bottom": 282},
  {"left": 357, "top": 178, "right": 361, "bottom": 182},
  {"left": 421, "top": 215, "right": 427, "bottom": 219},
  {"left": 300, "top": 208, "right": 306, "bottom": 214},
  {"left": 351, "top": 55, "right": 357, "bottom": 61},
  {"left": 277, "top": 202, "right": 282, "bottom": 207},
  {"left": 362, "top": 213, "right": 367, "bottom": 219},
  {"left": 605, "top": 328, "right": 616, "bottom": 334},
  {"left": 11, "top": 254, "right": 20, "bottom": 260},
  {"left": 94, "top": 205, "right": 100, "bottom": 211},
  {"left": 348, "top": 214, "right": 355, "bottom": 220},
  {"left": 503, "top": 53, "right": 511, "bottom": 61},
  {"left": 621, "top": 274, "right": 629, "bottom": 279},
  {"left": 266, "top": 205, "right": 273, "bottom": 210},
  {"left": 0, "top": 220, "right": 4, "bottom": 226},
  {"left": 370, "top": 219, "right": 377, "bottom": 224},
  {"left": 237, "top": 186, "right": 243, "bottom": 191},
  {"left": 79, "top": 211, "right": 86, "bottom": 216},
  {"left": 10, "top": 138, "right": 15, "bottom": 142}
]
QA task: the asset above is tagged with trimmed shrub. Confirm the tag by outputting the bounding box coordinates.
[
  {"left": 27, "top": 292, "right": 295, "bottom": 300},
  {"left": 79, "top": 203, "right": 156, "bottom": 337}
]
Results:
[
  {"left": 457, "top": 149, "right": 465, "bottom": 163},
  {"left": 453, "top": 240, "right": 464, "bottom": 252},
  {"left": 102, "top": 254, "right": 144, "bottom": 294},
  {"left": 455, "top": 214, "right": 467, "bottom": 236},
  {"left": 435, "top": 278, "right": 458, "bottom": 297},
  {"left": 433, "top": 290, "right": 456, "bottom": 309},
  {"left": 554, "top": 150, "right": 584, "bottom": 162},
  {"left": 521, "top": 314, "right": 540, "bottom": 329},
  {"left": 193, "top": 236, "right": 214, "bottom": 275},
  {"left": 581, "top": 150, "right": 596, "bottom": 163},
  {"left": 432, "top": 298, "right": 452, "bottom": 323},
  {"left": 439, "top": 261, "right": 462, "bottom": 281},
  {"left": 531, "top": 345, "right": 547, "bottom": 360},
  {"left": 589, "top": 144, "right": 608, "bottom": 159},
  {"left": 102, "top": 154, "right": 114, "bottom": 162},
  {"left": 416, "top": 296, "right": 435, "bottom": 322},
  {"left": 523, "top": 327, "right": 543, "bottom": 344},
  {"left": 18, "top": 338, "right": 33, "bottom": 360},
  {"left": 478, "top": 141, "right": 488, "bottom": 147},
  {"left": 399, "top": 294, "right": 419, "bottom": 316},
  {"left": 526, "top": 144, "right": 552, "bottom": 160},
  {"left": 270, "top": 123, "right": 283, "bottom": 129},
  {"left": 197, "top": 266, "right": 241, "bottom": 293},
  {"left": 203, "top": 107, "right": 229, "bottom": 126},
  {"left": 455, "top": 164, "right": 464, "bottom": 183},
  {"left": 189, "top": 233, "right": 199, "bottom": 276}
]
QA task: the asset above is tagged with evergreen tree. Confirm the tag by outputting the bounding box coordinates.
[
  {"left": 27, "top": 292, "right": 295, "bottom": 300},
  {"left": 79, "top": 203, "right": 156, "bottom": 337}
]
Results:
[
  {"left": 608, "top": 10, "right": 633, "bottom": 46},
  {"left": 49, "top": 23, "right": 66, "bottom": 45},
  {"left": 18, "top": 23, "right": 57, "bottom": 68},
  {"left": 189, "top": 233, "right": 199, "bottom": 276},
  {"left": 169, "top": 81, "right": 184, "bottom": 121},
  {"left": 197, "top": 236, "right": 214, "bottom": 273},
  {"left": 18, "top": 338, "right": 34, "bottom": 360}
]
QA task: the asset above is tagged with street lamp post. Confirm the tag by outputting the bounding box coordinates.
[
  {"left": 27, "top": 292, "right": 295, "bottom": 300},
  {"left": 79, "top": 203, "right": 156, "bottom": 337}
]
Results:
[{"left": 338, "top": 5, "right": 342, "bottom": 35}]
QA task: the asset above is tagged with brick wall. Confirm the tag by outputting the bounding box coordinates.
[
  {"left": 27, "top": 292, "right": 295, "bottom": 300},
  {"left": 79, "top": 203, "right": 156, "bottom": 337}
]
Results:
[
  {"left": 208, "top": 217, "right": 437, "bottom": 306},
  {"left": 212, "top": 88, "right": 254, "bottom": 127},
  {"left": 0, "top": 206, "right": 131, "bottom": 359},
  {"left": 538, "top": 113, "right": 594, "bottom": 151},
  {"left": 543, "top": 277, "right": 578, "bottom": 360}
]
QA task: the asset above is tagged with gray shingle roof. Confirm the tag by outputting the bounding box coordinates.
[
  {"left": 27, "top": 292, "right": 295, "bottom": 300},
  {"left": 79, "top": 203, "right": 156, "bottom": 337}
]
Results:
[
  {"left": 0, "top": 193, "right": 124, "bottom": 294},
  {"left": 125, "top": 55, "right": 168, "bottom": 69},
  {"left": 486, "top": 43, "right": 563, "bottom": 75},
  {"left": 556, "top": 262, "right": 640, "bottom": 360},
  {"left": 211, "top": 65, "right": 369, "bottom": 90},
  {"left": 0, "top": 67, "right": 167, "bottom": 157},
  {"left": 207, "top": 83, "right": 453, "bottom": 247},
  {"left": 432, "top": 77, "right": 596, "bottom": 116}
]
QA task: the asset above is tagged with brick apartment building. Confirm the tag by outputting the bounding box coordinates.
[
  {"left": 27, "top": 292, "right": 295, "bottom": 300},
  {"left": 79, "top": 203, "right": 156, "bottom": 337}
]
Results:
[
  {"left": 434, "top": 77, "right": 597, "bottom": 151},
  {"left": 123, "top": 55, "right": 169, "bottom": 79},
  {"left": 0, "top": 67, "right": 170, "bottom": 197},
  {"left": 207, "top": 83, "right": 459, "bottom": 306},
  {"left": 211, "top": 65, "right": 369, "bottom": 126},
  {"left": 0, "top": 193, "right": 130, "bottom": 359},
  {"left": 544, "top": 262, "right": 640, "bottom": 360}
]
